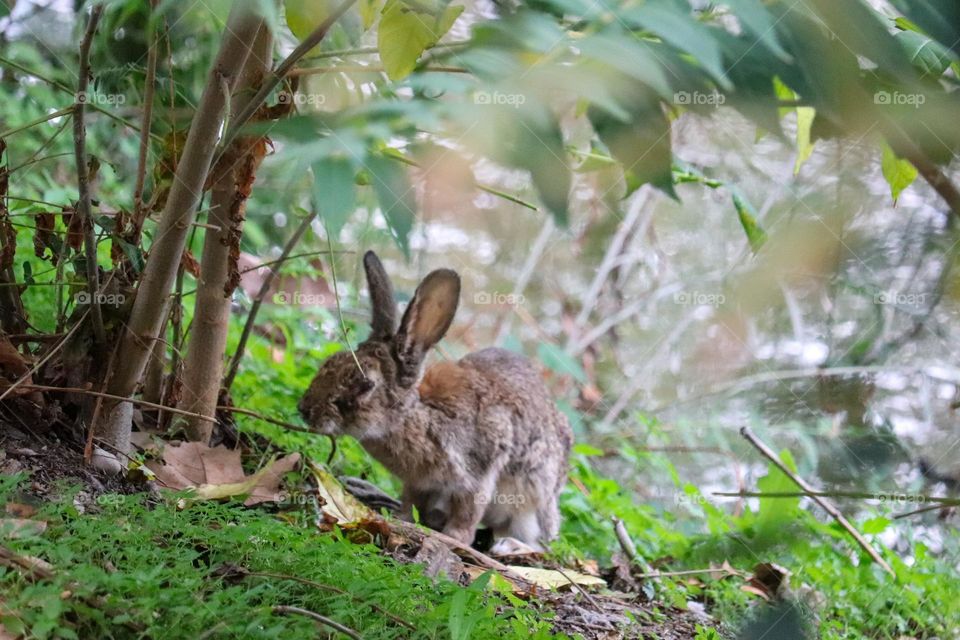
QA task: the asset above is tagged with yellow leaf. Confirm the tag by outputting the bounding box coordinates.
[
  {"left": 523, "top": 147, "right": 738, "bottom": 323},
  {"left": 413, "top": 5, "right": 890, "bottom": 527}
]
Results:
[{"left": 793, "top": 106, "right": 816, "bottom": 175}]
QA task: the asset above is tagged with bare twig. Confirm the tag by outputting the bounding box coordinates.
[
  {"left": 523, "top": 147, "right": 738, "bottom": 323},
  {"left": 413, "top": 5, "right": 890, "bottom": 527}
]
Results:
[
  {"left": 272, "top": 605, "right": 361, "bottom": 639},
  {"left": 248, "top": 571, "right": 415, "bottom": 629},
  {"left": 0, "top": 310, "right": 89, "bottom": 402},
  {"left": 567, "top": 187, "right": 650, "bottom": 352},
  {"left": 0, "top": 55, "right": 158, "bottom": 140},
  {"left": 739, "top": 427, "right": 894, "bottom": 576},
  {"left": 712, "top": 490, "right": 957, "bottom": 505},
  {"left": 223, "top": 209, "right": 318, "bottom": 390},
  {"left": 216, "top": 404, "right": 314, "bottom": 434},
  {"left": 612, "top": 517, "right": 659, "bottom": 578},
  {"left": 0, "top": 106, "right": 74, "bottom": 138},
  {"left": 73, "top": 3, "right": 106, "bottom": 345},
  {"left": 216, "top": 0, "right": 359, "bottom": 157},
  {"left": 494, "top": 217, "right": 555, "bottom": 343},
  {"left": 133, "top": 0, "right": 160, "bottom": 220},
  {"left": 894, "top": 503, "right": 952, "bottom": 519},
  {"left": 288, "top": 64, "right": 468, "bottom": 76},
  {"left": 17, "top": 384, "right": 217, "bottom": 423}
]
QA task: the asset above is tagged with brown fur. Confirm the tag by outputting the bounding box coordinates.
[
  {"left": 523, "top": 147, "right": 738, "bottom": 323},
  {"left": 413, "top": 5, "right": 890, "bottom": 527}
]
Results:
[{"left": 299, "top": 252, "right": 572, "bottom": 549}]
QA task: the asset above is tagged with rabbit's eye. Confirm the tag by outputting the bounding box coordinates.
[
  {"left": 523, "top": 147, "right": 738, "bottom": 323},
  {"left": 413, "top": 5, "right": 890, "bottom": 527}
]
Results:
[{"left": 334, "top": 396, "right": 354, "bottom": 413}]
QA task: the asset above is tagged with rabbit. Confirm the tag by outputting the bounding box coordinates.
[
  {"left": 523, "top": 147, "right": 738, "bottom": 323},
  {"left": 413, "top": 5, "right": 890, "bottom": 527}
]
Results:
[{"left": 299, "top": 251, "right": 572, "bottom": 553}]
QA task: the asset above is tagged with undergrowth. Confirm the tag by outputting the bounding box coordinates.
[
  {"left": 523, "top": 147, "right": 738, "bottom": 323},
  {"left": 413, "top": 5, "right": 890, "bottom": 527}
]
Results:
[{"left": 0, "top": 474, "right": 560, "bottom": 640}]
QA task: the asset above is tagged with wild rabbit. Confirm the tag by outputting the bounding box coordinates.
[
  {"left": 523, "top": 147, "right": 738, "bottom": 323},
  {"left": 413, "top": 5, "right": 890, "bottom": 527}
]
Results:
[{"left": 299, "top": 251, "right": 572, "bottom": 553}]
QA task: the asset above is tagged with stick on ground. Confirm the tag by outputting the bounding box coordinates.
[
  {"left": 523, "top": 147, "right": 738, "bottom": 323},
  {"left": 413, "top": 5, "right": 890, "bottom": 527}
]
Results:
[{"left": 739, "top": 427, "right": 895, "bottom": 576}]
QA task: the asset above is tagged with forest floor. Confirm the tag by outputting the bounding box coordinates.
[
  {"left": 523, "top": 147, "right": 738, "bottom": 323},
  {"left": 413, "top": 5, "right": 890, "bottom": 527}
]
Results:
[{"left": 0, "top": 425, "right": 721, "bottom": 639}]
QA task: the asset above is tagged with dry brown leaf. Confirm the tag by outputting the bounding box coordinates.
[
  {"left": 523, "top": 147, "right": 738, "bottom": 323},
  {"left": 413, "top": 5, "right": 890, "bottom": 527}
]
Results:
[
  {"left": 4, "top": 502, "right": 37, "bottom": 518},
  {"left": 33, "top": 211, "right": 56, "bottom": 259},
  {"left": 180, "top": 249, "right": 201, "bottom": 278},
  {"left": 145, "top": 441, "right": 300, "bottom": 506},
  {"left": 747, "top": 562, "right": 791, "bottom": 600}
]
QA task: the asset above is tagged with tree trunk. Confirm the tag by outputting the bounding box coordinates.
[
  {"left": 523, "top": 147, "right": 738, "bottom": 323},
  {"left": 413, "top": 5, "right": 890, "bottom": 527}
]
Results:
[
  {"left": 176, "top": 26, "right": 273, "bottom": 443},
  {"left": 90, "top": 2, "right": 266, "bottom": 472}
]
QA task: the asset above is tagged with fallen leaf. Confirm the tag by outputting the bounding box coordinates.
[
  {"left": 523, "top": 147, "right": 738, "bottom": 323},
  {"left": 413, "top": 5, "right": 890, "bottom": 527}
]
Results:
[
  {"left": 747, "top": 562, "right": 791, "bottom": 600},
  {"left": 4, "top": 502, "right": 37, "bottom": 518},
  {"left": 309, "top": 462, "right": 375, "bottom": 525},
  {"left": 506, "top": 566, "right": 606, "bottom": 590},
  {"left": 145, "top": 441, "right": 300, "bottom": 506}
]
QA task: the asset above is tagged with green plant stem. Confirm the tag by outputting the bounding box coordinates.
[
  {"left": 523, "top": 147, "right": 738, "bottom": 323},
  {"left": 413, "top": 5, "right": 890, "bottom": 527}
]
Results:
[
  {"left": 0, "top": 56, "right": 161, "bottom": 141},
  {"left": 0, "top": 106, "right": 74, "bottom": 138}
]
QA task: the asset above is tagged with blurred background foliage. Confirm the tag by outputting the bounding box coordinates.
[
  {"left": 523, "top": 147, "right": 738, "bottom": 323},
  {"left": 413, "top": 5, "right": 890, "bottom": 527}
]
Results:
[{"left": 2, "top": 0, "right": 960, "bottom": 636}]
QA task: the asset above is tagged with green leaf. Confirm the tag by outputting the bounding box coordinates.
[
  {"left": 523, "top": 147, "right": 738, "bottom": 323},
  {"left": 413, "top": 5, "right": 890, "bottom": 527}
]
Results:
[
  {"left": 359, "top": 0, "right": 382, "bottom": 29},
  {"left": 862, "top": 516, "right": 891, "bottom": 535},
  {"left": 895, "top": 29, "right": 955, "bottom": 78},
  {"left": 880, "top": 142, "right": 918, "bottom": 204},
  {"left": 890, "top": 0, "right": 960, "bottom": 56},
  {"left": 537, "top": 342, "right": 586, "bottom": 383},
  {"left": 495, "top": 107, "right": 570, "bottom": 223},
  {"left": 732, "top": 192, "right": 767, "bottom": 252},
  {"left": 377, "top": 0, "right": 463, "bottom": 80},
  {"left": 284, "top": 0, "right": 335, "bottom": 53},
  {"left": 624, "top": 1, "right": 729, "bottom": 88},
  {"left": 365, "top": 155, "right": 416, "bottom": 257},
  {"left": 793, "top": 106, "right": 816, "bottom": 175},
  {"left": 588, "top": 101, "right": 675, "bottom": 199},
  {"left": 723, "top": 0, "right": 791, "bottom": 60},
  {"left": 22, "top": 261, "right": 34, "bottom": 286},
  {"left": 311, "top": 158, "right": 356, "bottom": 239},
  {"left": 576, "top": 32, "right": 673, "bottom": 99},
  {"left": 756, "top": 449, "right": 800, "bottom": 532}
]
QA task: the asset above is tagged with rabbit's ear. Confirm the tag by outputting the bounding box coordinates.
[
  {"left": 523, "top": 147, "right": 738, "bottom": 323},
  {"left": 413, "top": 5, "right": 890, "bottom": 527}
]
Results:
[
  {"left": 363, "top": 251, "right": 397, "bottom": 340},
  {"left": 394, "top": 269, "right": 460, "bottom": 386}
]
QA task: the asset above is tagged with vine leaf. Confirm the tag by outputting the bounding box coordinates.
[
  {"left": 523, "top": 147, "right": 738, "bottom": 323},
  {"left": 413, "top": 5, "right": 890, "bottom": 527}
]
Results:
[
  {"left": 880, "top": 142, "right": 918, "bottom": 204},
  {"left": 378, "top": 0, "right": 463, "bottom": 80},
  {"left": 793, "top": 106, "right": 816, "bottom": 175},
  {"left": 366, "top": 154, "right": 415, "bottom": 257},
  {"left": 312, "top": 157, "right": 357, "bottom": 240}
]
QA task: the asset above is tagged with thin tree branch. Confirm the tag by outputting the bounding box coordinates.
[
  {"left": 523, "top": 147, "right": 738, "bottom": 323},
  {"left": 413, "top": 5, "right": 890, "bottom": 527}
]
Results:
[
  {"left": 739, "top": 427, "right": 894, "bottom": 576},
  {"left": 216, "top": 0, "right": 359, "bottom": 158},
  {"left": 0, "top": 106, "right": 74, "bottom": 138},
  {"left": 73, "top": 3, "right": 106, "bottom": 345},
  {"left": 272, "top": 606, "right": 361, "bottom": 639},
  {"left": 247, "top": 571, "right": 415, "bottom": 630},
  {"left": 0, "top": 56, "right": 161, "bottom": 141},
  {"left": 216, "top": 405, "right": 314, "bottom": 434},
  {"left": 712, "top": 490, "right": 956, "bottom": 505},
  {"left": 133, "top": 0, "right": 160, "bottom": 220},
  {"left": 223, "top": 210, "right": 317, "bottom": 391},
  {"left": 17, "top": 384, "right": 217, "bottom": 423}
]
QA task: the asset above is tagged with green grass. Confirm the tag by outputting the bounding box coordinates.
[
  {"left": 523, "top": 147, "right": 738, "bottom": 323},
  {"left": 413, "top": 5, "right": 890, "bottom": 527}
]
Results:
[{"left": 0, "top": 474, "right": 560, "bottom": 640}]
